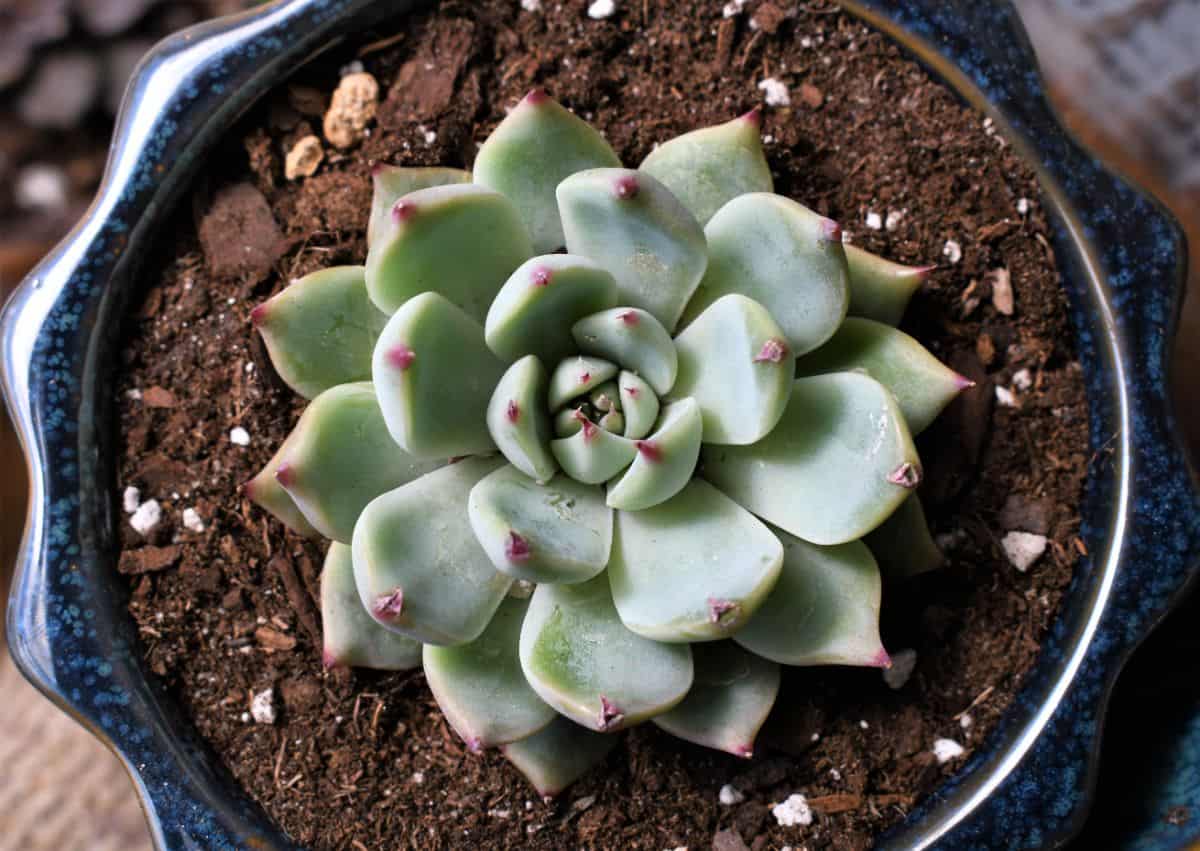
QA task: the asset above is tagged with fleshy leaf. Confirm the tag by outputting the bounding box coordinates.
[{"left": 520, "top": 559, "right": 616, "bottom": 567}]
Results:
[
  {"left": 252, "top": 266, "right": 388, "bottom": 400},
  {"left": 352, "top": 457, "right": 511, "bottom": 645},
  {"left": 638, "top": 109, "right": 773, "bottom": 225},
  {"left": 589, "top": 381, "right": 621, "bottom": 412},
  {"left": 373, "top": 292, "right": 506, "bottom": 459},
  {"left": 423, "top": 596, "right": 557, "bottom": 750},
  {"left": 690, "top": 193, "right": 849, "bottom": 355},
  {"left": 702, "top": 373, "right": 920, "bottom": 545},
  {"left": 243, "top": 431, "right": 320, "bottom": 538},
  {"left": 669, "top": 294, "right": 791, "bottom": 445},
  {"left": 547, "top": 356, "right": 619, "bottom": 410},
  {"left": 501, "top": 716, "right": 618, "bottom": 801},
  {"left": 519, "top": 574, "right": 693, "bottom": 731},
  {"left": 796, "top": 317, "right": 969, "bottom": 435},
  {"left": 618, "top": 371, "right": 659, "bottom": 440},
  {"left": 845, "top": 243, "right": 932, "bottom": 326},
  {"left": 734, "top": 530, "right": 889, "bottom": 667},
  {"left": 273, "top": 382, "right": 442, "bottom": 543},
  {"left": 487, "top": 356, "right": 557, "bottom": 483},
  {"left": 474, "top": 90, "right": 622, "bottom": 254},
  {"left": 608, "top": 478, "right": 782, "bottom": 641},
  {"left": 365, "top": 183, "right": 532, "bottom": 320},
  {"left": 367, "top": 165, "right": 471, "bottom": 248},
  {"left": 599, "top": 410, "right": 624, "bottom": 434},
  {"left": 485, "top": 255, "right": 619, "bottom": 365},
  {"left": 864, "top": 493, "right": 944, "bottom": 579},
  {"left": 652, "top": 641, "right": 780, "bottom": 757},
  {"left": 605, "top": 398, "right": 702, "bottom": 511},
  {"left": 468, "top": 463, "right": 612, "bottom": 584},
  {"left": 571, "top": 307, "right": 677, "bottom": 395},
  {"left": 554, "top": 407, "right": 584, "bottom": 438},
  {"left": 321, "top": 542, "right": 421, "bottom": 670},
  {"left": 558, "top": 168, "right": 707, "bottom": 331},
  {"left": 550, "top": 414, "right": 638, "bottom": 484}
]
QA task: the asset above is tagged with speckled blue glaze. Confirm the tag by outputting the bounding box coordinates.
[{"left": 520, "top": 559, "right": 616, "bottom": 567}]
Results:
[{"left": 0, "top": 1, "right": 1194, "bottom": 849}]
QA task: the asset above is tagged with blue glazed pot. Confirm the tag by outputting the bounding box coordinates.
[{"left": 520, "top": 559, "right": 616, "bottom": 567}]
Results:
[{"left": 1, "top": 1, "right": 1195, "bottom": 848}]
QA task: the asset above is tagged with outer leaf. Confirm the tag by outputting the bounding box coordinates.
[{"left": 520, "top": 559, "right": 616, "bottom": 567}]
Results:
[
  {"left": 501, "top": 716, "right": 618, "bottom": 801},
  {"left": 320, "top": 542, "right": 421, "bottom": 670},
  {"left": 547, "top": 356, "right": 619, "bottom": 410},
  {"left": 702, "top": 373, "right": 921, "bottom": 545},
  {"left": 474, "top": 89, "right": 622, "bottom": 254},
  {"left": 652, "top": 642, "right": 780, "bottom": 757},
  {"left": 734, "top": 531, "right": 889, "bottom": 667},
  {"left": 608, "top": 478, "right": 782, "bottom": 641},
  {"left": 485, "top": 255, "right": 618, "bottom": 364},
  {"left": 365, "top": 183, "right": 532, "bottom": 320},
  {"left": 367, "top": 165, "right": 471, "bottom": 248},
  {"left": 796, "top": 317, "right": 971, "bottom": 435},
  {"left": 468, "top": 463, "right": 612, "bottom": 584},
  {"left": 519, "top": 575, "right": 693, "bottom": 731},
  {"left": 845, "top": 243, "right": 932, "bottom": 326},
  {"left": 273, "top": 382, "right": 442, "bottom": 543},
  {"left": 618, "top": 371, "right": 659, "bottom": 439},
  {"left": 243, "top": 431, "right": 320, "bottom": 538},
  {"left": 351, "top": 457, "right": 512, "bottom": 645},
  {"left": 558, "top": 168, "right": 707, "bottom": 331},
  {"left": 639, "top": 109, "right": 773, "bottom": 225},
  {"left": 487, "top": 356, "right": 557, "bottom": 483},
  {"left": 669, "top": 294, "right": 791, "bottom": 445},
  {"left": 423, "top": 596, "right": 557, "bottom": 750},
  {"left": 571, "top": 307, "right": 677, "bottom": 395},
  {"left": 373, "top": 292, "right": 506, "bottom": 459},
  {"left": 864, "top": 493, "right": 944, "bottom": 579},
  {"left": 252, "top": 266, "right": 388, "bottom": 399},
  {"left": 605, "top": 398, "right": 702, "bottom": 511},
  {"left": 690, "top": 193, "right": 849, "bottom": 355},
  {"left": 550, "top": 415, "right": 637, "bottom": 484}
]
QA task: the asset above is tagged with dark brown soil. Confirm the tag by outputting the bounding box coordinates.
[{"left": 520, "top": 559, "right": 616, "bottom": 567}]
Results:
[{"left": 114, "top": 1, "right": 1089, "bottom": 849}]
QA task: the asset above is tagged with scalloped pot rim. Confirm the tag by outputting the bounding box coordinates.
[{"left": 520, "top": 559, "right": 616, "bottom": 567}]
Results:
[{"left": 1, "top": 1, "right": 1195, "bottom": 850}]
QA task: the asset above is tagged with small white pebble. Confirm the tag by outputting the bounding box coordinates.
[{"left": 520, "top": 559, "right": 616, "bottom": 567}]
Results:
[
  {"left": 1001, "top": 531, "right": 1048, "bottom": 572},
  {"left": 1017, "top": 197, "right": 1031, "bottom": 215},
  {"left": 933, "top": 738, "right": 965, "bottom": 763},
  {"left": 525, "top": 800, "right": 533, "bottom": 811},
  {"left": 182, "top": 507, "right": 205, "bottom": 533},
  {"left": 587, "top": 0, "right": 616, "bottom": 19},
  {"left": 943, "top": 239, "right": 963, "bottom": 264},
  {"left": 719, "top": 784, "right": 745, "bottom": 806},
  {"left": 885, "top": 209, "right": 905, "bottom": 231},
  {"left": 722, "top": 0, "right": 747, "bottom": 16},
  {"left": 412, "top": 771, "right": 425, "bottom": 784},
  {"left": 800, "top": 35, "right": 814, "bottom": 47},
  {"left": 520, "top": 0, "right": 541, "bottom": 9},
  {"left": 126, "top": 388, "right": 142, "bottom": 400},
  {"left": 424, "top": 129, "right": 437, "bottom": 144},
  {"left": 865, "top": 211, "right": 883, "bottom": 230},
  {"left": 250, "top": 688, "right": 276, "bottom": 724},
  {"left": 16, "top": 164, "right": 69, "bottom": 210},
  {"left": 995, "top": 385, "right": 1017, "bottom": 407},
  {"left": 129, "top": 499, "right": 161, "bottom": 536},
  {"left": 810, "top": 732, "right": 820, "bottom": 742},
  {"left": 882, "top": 648, "right": 918, "bottom": 690},
  {"left": 488, "top": 808, "right": 511, "bottom": 819},
  {"left": 1012, "top": 368, "right": 1033, "bottom": 390},
  {"left": 960, "top": 714, "right": 974, "bottom": 729},
  {"left": 762, "top": 134, "right": 774, "bottom": 144},
  {"left": 240, "top": 712, "right": 251, "bottom": 723},
  {"left": 122, "top": 486, "right": 141, "bottom": 514},
  {"left": 772, "top": 794, "right": 813, "bottom": 827},
  {"left": 244, "top": 362, "right": 255, "bottom": 373},
  {"left": 230, "top": 426, "right": 251, "bottom": 446},
  {"left": 859, "top": 719, "right": 869, "bottom": 729},
  {"left": 829, "top": 768, "right": 842, "bottom": 781},
  {"left": 757, "top": 77, "right": 791, "bottom": 107}
]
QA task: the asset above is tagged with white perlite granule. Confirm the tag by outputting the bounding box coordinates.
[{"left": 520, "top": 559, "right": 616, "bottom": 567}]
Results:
[
  {"left": 230, "top": 426, "right": 251, "bottom": 446},
  {"left": 865, "top": 211, "right": 883, "bottom": 230},
  {"left": 1017, "top": 197, "right": 1031, "bottom": 215},
  {"left": 722, "top": 0, "right": 748, "bottom": 16},
  {"left": 1001, "top": 531, "right": 1048, "bottom": 572},
  {"left": 757, "top": 77, "right": 791, "bottom": 107},
  {"left": 1012, "top": 368, "right": 1033, "bottom": 390},
  {"left": 122, "top": 485, "right": 141, "bottom": 514},
  {"left": 251, "top": 688, "right": 276, "bottom": 724},
  {"left": 943, "top": 239, "right": 963, "bottom": 264},
  {"left": 129, "top": 499, "right": 161, "bottom": 536},
  {"left": 995, "top": 385, "right": 1017, "bottom": 407},
  {"left": 520, "top": 0, "right": 541, "bottom": 10},
  {"left": 882, "top": 648, "right": 918, "bottom": 690},
  {"left": 182, "top": 507, "right": 205, "bottom": 533},
  {"left": 587, "top": 0, "right": 616, "bottom": 19},
  {"left": 933, "top": 738, "right": 965, "bottom": 763},
  {"left": 772, "top": 794, "right": 813, "bottom": 827},
  {"left": 718, "top": 784, "right": 745, "bottom": 806}
]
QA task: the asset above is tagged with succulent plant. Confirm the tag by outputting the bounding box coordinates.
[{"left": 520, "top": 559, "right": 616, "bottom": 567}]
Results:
[{"left": 246, "top": 90, "right": 969, "bottom": 798}]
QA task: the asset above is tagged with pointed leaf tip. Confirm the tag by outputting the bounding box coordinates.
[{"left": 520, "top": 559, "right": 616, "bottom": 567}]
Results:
[
  {"left": 373, "top": 588, "right": 405, "bottom": 619},
  {"left": 523, "top": 87, "right": 549, "bottom": 105},
  {"left": 613, "top": 175, "right": 639, "bottom": 199},
  {"left": 506, "top": 531, "right": 532, "bottom": 563},
  {"left": 820, "top": 218, "right": 842, "bottom": 243},
  {"left": 740, "top": 106, "right": 762, "bottom": 126},
  {"left": 531, "top": 265, "right": 553, "bottom": 287},
  {"left": 598, "top": 696, "right": 624, "bottom": 730},
  {"left": 887, "top": 461, "right": 922, "bottom": 489},
  {"left": 875, "top": 648, "right": 893, "bottom": 669},
  {"left": 274, "top": 462, "right": 296, "bottom": 488},
  {"left": 392, "top": 198, "right": 418, "bottom": 221},
  {"left": 250, "top": 302, "right": 269, "bottom": 327},
  {"left": 386, "top": 343, "right": 415, "bottom": 370},
  {"left": 708, "top": 597, "right": 740, "bottom": 624},
  {"left": 635, "top": 439, "right": 662, "bottom": 462},
  {"left": 753, "top": 338, "right": 789, "bottom": 363}
]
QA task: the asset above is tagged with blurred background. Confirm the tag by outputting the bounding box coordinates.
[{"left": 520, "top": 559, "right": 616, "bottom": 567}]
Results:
[{"left": 0, "top": 1, "right": 1197, "bottom": 849}]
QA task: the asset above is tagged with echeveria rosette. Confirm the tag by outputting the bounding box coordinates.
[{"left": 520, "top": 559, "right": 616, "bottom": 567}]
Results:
[{"left": 245, "top": 91, "right": 971, "bottom": 798}]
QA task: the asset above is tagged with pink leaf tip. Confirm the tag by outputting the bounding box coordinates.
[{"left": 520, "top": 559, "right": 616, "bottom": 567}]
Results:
[
  {"left": 954, "top": 373, "right": 977, "bottom": 391},
  {"left": 386, "top": 343, "right": 415, "bottom": 370},
  {"left": 274, "top": 462, "right": 296, "bottom": 488},
  {"left": 707, "top": 597, "right": 740, "bottom": 624},
  {"left": 753, "top": 338, "right": 789, "bottom": 364},
  {"left": 505, "top": 531, "right": 532, "bottom": 563},
  {"left": 819, "top": 217, "right": 843, "bottom": 243},
  {"left": 623, "top": 384, "right": 639, "bottom": 398},
  {"left": 372, "top": 588, "right": 405, "bottom": 619},
  {"left": 613, "top": 175, "right": 639, "bottom": 200},
  {"left": 635, "top": 440, "right": 662, "bottom": 463},
  {"left": 733, "top": 744, "right": 754, "bottom": 759},
  {"left": 250, "top": 302, "right": 270, "bottom": 327},
  {"left": 874, "top": 648, "right": 893, "bottom": 669},
  {"left": 466, "top": 736, "right": 484, "bottom": 753},
  {"left": 618, "top": 310, "right": 640, "bottom": 326},
  {"left": 739, "top": 106, "right": 762, "bottom": 127},
  {"left": 392, "top": 199, "right": 418, "bottom": 222},
  {"left": 573, "top": 409, "right": 598, "bottom": 442},
  {"left": 531, "top": 265, "right": 553, "bottom": 287},
  {"left": 523, "top": 87, "right": 549, "bottom": 106},
  {"left": 579, "top": 371, "right": 592, "bottom": 384},
  {"left": 321, "top": 649, "right": 340, "bottom": 670},
  {"left": 887, "top": 461, "right": 922, "bottom": 489},
  {"left": 506, "top": 399, "right": 521, "bottom": 423},
  {"left": 597, "top": 696, "right": 624, "bottom": 731}
]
